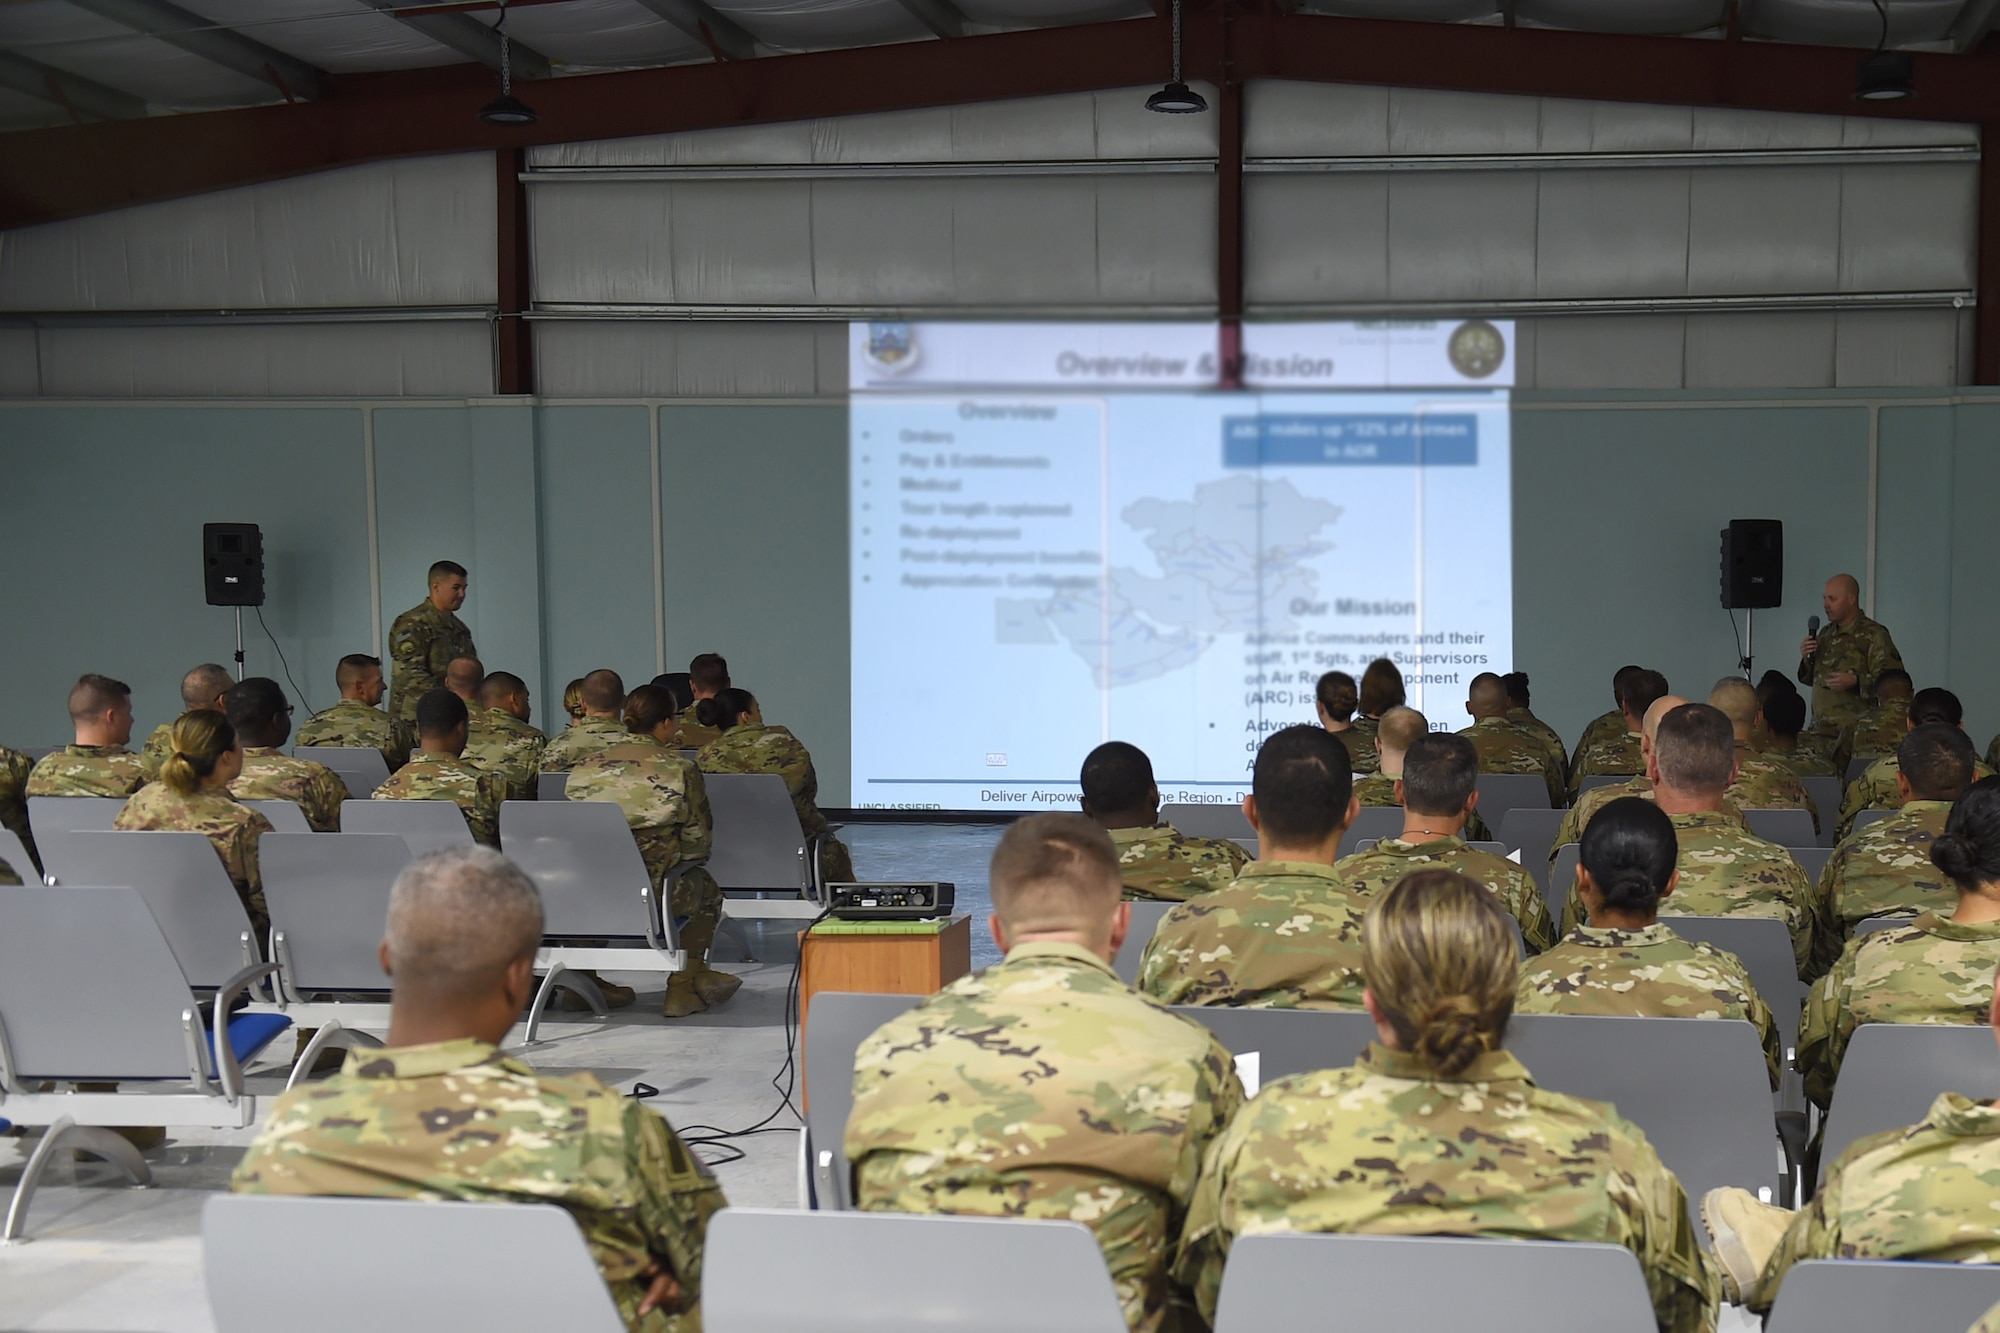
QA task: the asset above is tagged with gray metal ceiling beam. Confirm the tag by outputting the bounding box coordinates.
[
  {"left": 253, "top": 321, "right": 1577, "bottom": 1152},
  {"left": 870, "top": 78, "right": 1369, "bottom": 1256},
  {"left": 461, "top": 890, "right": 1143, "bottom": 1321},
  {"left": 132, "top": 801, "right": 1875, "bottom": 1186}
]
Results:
[
  {"left": 65, "top": 0, "right": 323, "bottom": 99},
  {"left": 360, "top": 1, "right": 552, "bottom": 79},
  {"left": 627, "top": 0, "right": 758, "bottom": 60},
  {"left": 1949, "top": 0, "right": 2000, "bottom": 50},
  {"left": 0, "top": 50, "right": 148, "bottom": 120},
  {"left": 893, "top": 0, "right": 970, "bottom": 39}
]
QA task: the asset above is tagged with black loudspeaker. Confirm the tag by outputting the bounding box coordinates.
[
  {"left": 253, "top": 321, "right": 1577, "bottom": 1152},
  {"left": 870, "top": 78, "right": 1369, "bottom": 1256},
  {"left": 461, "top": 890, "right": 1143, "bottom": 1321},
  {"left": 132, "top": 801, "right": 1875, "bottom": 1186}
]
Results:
[
  {"left": 203, "top": 523, "right": 265, "bottom": 607},
  {"left": 1720, "top": 519, "right": 1783, "bottom": 609}
]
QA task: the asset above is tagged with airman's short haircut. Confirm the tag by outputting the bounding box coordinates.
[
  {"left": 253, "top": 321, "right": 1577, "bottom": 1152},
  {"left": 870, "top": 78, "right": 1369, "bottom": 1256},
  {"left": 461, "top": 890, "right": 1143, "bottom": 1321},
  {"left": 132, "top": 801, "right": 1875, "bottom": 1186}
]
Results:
[
  {"left": 415, "top": 688, "right": 468, "bottom": 740},
  {"left": 1376, "top": 706, "right": 1430, "bottom": 755},
  {"left": 224, "top": 676, "right": 289, "bottom": 746},
  {"left": 428, "top": 560, "right": 468, "bottom": 584},
  {"left": 987, "top": 813, "right": 1121, "bottom": 936},
  {"left": 1708, "top": 677, "right": 1760, "bottom": 728},
  {"left": 385, "top": 847, "right": 544, "bottom": 999},
  {"left": 1501, "top": 672, "right": 1532, "bottom": 708},
  {"left": 688, "top": 653, "right": 730, "bottom": 694},
  {"left": 336, "top": 654, "right": 383, "bottom": 689},
  {"left": 1080, "top": 741, "right": 1154, "bottom": 815},
  {"left": 1611, "top": 664, "right": 1644, "bottom": 695},
  {"left": 1315, "top": 671, "right": 1358, "bottom": 722},
  {"left": 1874, "top": 670, "right": 1914, "bottom": 702},
  {"left": 1763, "top": 688, "right": 1806, "bottom": 741},
  {"left": 1653, "top": 703, "right": 1736, "bottom": 794},
  {"left": 579, "top": 669, "right": 626, "bottom": 714},
  {"left": 1466, "top": 673, "right": 1508, "bottom": 714},
  {"left": 1901, "top": 723, "right": 1976, "bottom": 802},
  {"left": 68, "top": 673, "right": 130, "bottom": 722},
  {"left": 1252, "top": 725, "right": 1354, "bottom": 843},
  {"left": 1910, "top": 687, "right": 1965, "bottom": 729},
  {"left": 478, "top": 671, "right": 526, "bottom": 706},
  {"left": 181, "top": 663, "right": 234, "bottom": 709},
  {"left": 1620, "top": 669, "right": 1671, "bottom": 718},
  {"left": 1401, "top": 733, "right": 1479, "bottom": 818}
]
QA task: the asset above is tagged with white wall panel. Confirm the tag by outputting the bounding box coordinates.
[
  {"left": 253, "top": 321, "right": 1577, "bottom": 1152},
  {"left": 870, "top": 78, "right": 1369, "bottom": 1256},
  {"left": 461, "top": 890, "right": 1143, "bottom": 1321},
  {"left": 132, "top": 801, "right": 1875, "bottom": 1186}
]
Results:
[
  {"left": 0, "top": 155, "right": 497, "bottom": 311},
  {"left": 533, "top": 321, "right": 844, "bottom": 396},
  {"left": 1244, "top": 175, "right": 1388, "bottom": 304},
  {"left": 1685, "top": 167, "right": 1841, "bottom": 294},
  {"left": 0, "top": 327, "right": 38, "bottom": 394},
  {"left": 808, "top": 182, "right": 958, "bottom": 303},
  {"left": 1528, "top": 316, "right": 1688, "bottom": 389},
  {"left": 1833, "top": 310, "right": 1963, "bottom": 387},
  {"left": 668, "top": 182, "right": 817, "bottom": 303},
  {"left": 1685, "top": 312, "right": 1836, "bottom": 387},
  {"left": 1533, "top": 169, "right": 1690, "bottom": 297},
  {"left": 1837, "top": 164, "right": 1979, "bottom": 292},
  {"left": 32, "top": 322, "right": 493, "bottom": 397}
]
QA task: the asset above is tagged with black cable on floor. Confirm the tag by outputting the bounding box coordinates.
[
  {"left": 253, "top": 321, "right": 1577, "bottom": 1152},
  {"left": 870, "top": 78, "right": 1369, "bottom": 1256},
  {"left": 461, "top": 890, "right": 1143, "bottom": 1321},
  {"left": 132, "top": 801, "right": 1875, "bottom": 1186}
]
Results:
[{"left": 256, "top": 607, "right": 314, "bottom": 716}]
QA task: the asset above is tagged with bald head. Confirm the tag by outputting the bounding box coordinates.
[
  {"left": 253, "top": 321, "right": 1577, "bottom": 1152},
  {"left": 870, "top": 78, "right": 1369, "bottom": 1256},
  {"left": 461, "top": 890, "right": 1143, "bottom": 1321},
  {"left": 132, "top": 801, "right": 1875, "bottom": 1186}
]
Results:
[
  {"left": 1376, "top": 706, "right": 1429, "bottom": 774},
  {"left": 988, "top": 813, "right": 1122, "bottom": 949},
  {"left": 1824, "top": 573, "right": 1861, "bottom": 625},
  {"left": 579, "top": 669, "right": 625, "bottom": 717},
  {"left": 1643, "top": 694, "right": 1688, "bottom": 744},
  {"left": 1708, "top": 677, "right": 1760, "bottom": 738},
  {"left": 478, "top": 671, "right": 529, "bottom": 720},
  {"left": 1466, "top": 673, "right": 1509, "bottom": 719},
  {"left": 444, "top": 656, "right": 485, "bottom": 701},
  {"left": 182, "top": 663, "right": 234, "bottom": 711},
  {"left": 384, "top": 848, "right": 544, "bottom": 1003}
]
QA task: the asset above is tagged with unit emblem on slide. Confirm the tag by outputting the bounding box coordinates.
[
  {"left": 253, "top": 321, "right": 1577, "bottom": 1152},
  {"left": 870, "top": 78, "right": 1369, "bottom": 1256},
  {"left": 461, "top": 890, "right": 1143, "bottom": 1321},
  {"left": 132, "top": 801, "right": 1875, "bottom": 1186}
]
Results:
[
  {"left": 863, "top": 321, "right": 920, "bottom": 376},
  {"left": 1448, "top": 320, "right": 1507, "bottom": 379}
]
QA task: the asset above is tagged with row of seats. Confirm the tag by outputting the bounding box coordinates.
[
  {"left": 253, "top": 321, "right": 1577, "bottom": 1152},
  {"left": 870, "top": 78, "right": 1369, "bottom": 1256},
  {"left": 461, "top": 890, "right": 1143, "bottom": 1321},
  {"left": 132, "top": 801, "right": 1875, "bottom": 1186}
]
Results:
[{"left": 200, "top": 1194, "right": 2000, "bottom": 1333}]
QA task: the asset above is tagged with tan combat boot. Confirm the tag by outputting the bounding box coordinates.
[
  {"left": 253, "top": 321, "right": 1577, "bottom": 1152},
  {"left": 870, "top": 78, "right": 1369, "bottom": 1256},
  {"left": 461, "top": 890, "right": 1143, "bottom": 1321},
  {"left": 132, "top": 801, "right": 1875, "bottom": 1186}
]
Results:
[
  {"left": 678, "top": 917, "right": 742, "bottom": 1008},
  {"left": 662, "top": 972, "right": 708, "bottom": 1018},
  {"left": 1702, "top": 1187, "right": 1794, "bottom": 1305}
]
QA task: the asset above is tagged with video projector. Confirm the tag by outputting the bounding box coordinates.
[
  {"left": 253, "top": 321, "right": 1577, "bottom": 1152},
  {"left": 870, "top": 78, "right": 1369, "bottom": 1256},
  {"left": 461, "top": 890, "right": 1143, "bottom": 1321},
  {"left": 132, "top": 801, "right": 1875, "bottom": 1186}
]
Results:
[{"left": 826, "top": 882, "right": 956, "bottom": 921}]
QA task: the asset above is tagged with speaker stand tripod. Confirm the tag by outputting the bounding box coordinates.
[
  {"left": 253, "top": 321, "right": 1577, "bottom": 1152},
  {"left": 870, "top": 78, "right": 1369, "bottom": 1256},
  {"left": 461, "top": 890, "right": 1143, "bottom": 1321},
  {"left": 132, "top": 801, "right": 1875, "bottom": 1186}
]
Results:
[
  {"left": 232, "top": 606, "right": 246, "bottom": 676},
  {"left": 1737, "top": 607, "right": 1755, "bottom": 678}
]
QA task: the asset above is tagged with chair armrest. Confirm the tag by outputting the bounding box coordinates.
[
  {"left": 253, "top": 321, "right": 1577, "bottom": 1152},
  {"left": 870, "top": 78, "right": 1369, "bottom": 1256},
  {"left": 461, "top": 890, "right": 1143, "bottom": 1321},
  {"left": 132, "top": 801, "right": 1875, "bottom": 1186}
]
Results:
[
  {"left": 804, "top": 833, "right": 827, "bottom": 903},
  {"left": 212, "top": 962, "right": 282, "bottom": 1103}
]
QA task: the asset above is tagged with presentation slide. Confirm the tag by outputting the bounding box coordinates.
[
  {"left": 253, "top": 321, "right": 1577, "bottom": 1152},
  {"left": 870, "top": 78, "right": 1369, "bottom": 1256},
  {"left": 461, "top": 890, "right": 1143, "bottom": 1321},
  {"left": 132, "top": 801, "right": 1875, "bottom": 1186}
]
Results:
[{"left": 849, "top": 320, "right": 1514, "bottom": 812}]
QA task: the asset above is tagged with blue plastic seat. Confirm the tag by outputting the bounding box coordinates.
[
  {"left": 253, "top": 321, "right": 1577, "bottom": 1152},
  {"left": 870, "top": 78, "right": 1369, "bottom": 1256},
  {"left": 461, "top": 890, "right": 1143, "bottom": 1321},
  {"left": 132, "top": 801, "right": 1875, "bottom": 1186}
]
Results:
[{"left": 207, "top": 1012, "right": 294, "bottom": 1070}]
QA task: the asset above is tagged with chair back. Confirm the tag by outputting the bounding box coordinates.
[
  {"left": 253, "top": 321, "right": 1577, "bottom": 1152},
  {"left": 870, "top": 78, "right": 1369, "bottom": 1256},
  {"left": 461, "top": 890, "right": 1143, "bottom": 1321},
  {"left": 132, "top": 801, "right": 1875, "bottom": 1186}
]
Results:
[
  {"left": 1549, "top": 842, "right": 1581, "bottom": 924},
  {"left": 1658, "top": 914, "right": 1805, "bottom": 1055},
  {"left": 1171, "top": 1005, "right": 1376, "bottom": 1086},
  {"left": 705, "top": 774, "right": 808, "bottom": 893},
  {"left": 805, "top": 991, "right": 923, "bottom": 1208},
  {"left": 1577, "top": 774, "right": 1636, "bottom": 797},
  {"left": 1800, "top": 777, "right": 1841, "bottom": 833},
  {"left": 1764, "top": 1259, "right": 2000, "bottom": 1333},
  {"left": 202, "top": 1196, "right": 625, "bottom": 1333},
  {"left": 1212, "top": 1233, "right": 1656, "bottom": 1333},
  {"left": 1818, "top": 1023, "right": 2000, "bottom": 1182},
  {"left": 536, "top": 772, "right": 569, "bottom": 801},
  {"left": 295, "top": 747, "right": 392, "bottom": 799},
  {"left": 260, "top": 833, "right": 412, "bottom": 993},
  {"left": 1853, "top": 807, "right": 1895, "bottom": 833},
  {"left": 46, "top": 830, "right": 255, "bottom": 987},
  {"left": 0, "top": 828, "right": 37, "bottom": 882},
  {"left": 340, "top": 798, "right": 474, "bottom": 858},
  {"left": 1846, "top": 755, "right": 1874, "bottom": 786},
  {"left": 1336, "top": 806, "right": 1402, "bottom": 858},
  {"left": 1746, "top": 808, "right": 1816, "bottom": 848},
  {"left": 1497, "top": 807, "right": 1565, "bottom": 896},
  {"left": 27, "top": 795, "right": 127, "bottom": 871},
  {"left": 1788, "top": 845, "right": 1832, "bottom": 884},
  {"left": 1509, "top": 1013, "right": 1779, "bottom": 1221},
  {"left": 500, "top": 800, "right": 658, "bottom": 937},
  {"left": 1474, "top": 773, "right": 1551, "bottom": 827},
  {"left": 1852, "top": 913, "right": 1917, "bottom": 936},
  {"left": 1160, "top": 803, "right": 1253, "bottom": 841},
  {"left": 1112, "top": 900, "right": 1175, "bottom": 984},
  {"left": 0, "top": 884, "right": 200, "bottom": 1081},
  {"left": 704, "top": 1209, "right": 1126, "bottom": 1333},
  {"left": 242, "top": 800, "right": 311, "bottom": 834}
]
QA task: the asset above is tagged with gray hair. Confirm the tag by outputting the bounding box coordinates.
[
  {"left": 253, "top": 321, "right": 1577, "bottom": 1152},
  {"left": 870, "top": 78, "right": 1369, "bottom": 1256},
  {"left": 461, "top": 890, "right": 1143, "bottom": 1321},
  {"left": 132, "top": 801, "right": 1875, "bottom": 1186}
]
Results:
[
  {"left": 181, "top": 662, "right": 235, "bottom": 709},
  {"left": 385, "top": 847, "right": 545, "bottom": 994}
]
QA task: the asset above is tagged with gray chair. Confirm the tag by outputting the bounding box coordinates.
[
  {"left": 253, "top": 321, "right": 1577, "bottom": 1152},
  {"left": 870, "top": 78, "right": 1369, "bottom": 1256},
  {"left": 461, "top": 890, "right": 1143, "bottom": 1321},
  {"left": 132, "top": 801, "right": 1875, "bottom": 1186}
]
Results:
[
  {"left": 1763, "top": 1259, "right": 2000, "bottom": 1333},
  {"left": 1, "top": 886, "right": 279, "bottom": 1241},
  {"left": 340, "top": 797, "right": 474, "bottom": 857},
  {"left": 536, "top": 771, "right": 569, "bottom": 801},
  {"left": 295, "top": 746, "right": 392, "bottom": 799},
  {"left": 203, "top": 1196, "right": 624, "bottom": 1333},
  {"left": 0, "top": 827, "right": 38, "bottom": 882},
  {"left": 1853, "top": 807, "right": 1895, "bottom": 833},
  {"left": 1746, "top": 807, "right": 1818, "bottom": 848},
  {"left": 243, "top": 799, "right": 312, "bottom": 835},
  {"left": 1788, "top": 845, "right": 1832, "bottom": 884},
  {"left": 1212, "top": 1233, "right": 1655, "bottom": 1333},
  {"left": 1112, "top": 899, "right": 1175, "bottom": 985},
  {"left": 44, "top": 829, "right": 262, "bottom": 988},
  {"left": 1497, "top": 807, "right": 1565, "bottom": 895},
  {"left": 1577, "top": 773, "right": 1637, "bottom": 797},
  {"left": 1474, "top": 773, "right": 1552, "bottom": 829},
  {"left": 1510, "top": 1013, "right": 1780, "bottom": 1221},
  {"left": 1846, "top": 755, "right": 1875, "bottom": 786},
  {"left": 804, "top": 991, "right": 923, "bottom": 1209},
  {"left": 1659, "top": 915, "right": 1805, "bottom": 1058},
  {"left": 704, "top": 1209, "right": 1126, "bottom": 1333},
  {"left": 1336, "top": 805, "right": 1402, "bottom": 858},
  {"left": 1801, "top": 776, "right": 1842, "bottom": 833},
  {"left": 705, "top": 772, "right": 822, "bottom": 921},
  {"left": 1852, "top": 912, "right": 1917, "bottom": 936},
  {"left": 1171, "top": 1004, "right": 1376, "bottom": 1084},
  {"left": 27, "top": 794, "right": 127, "bottom": 872},
  {"left": 500, "top": 799, "right": 693, "bottom": 1039},
  {"left": 1160, "top": 802, "right": 1254, "bottom": 841},
  {"left": 1818, "top": 1023, "right": 2000, "bottom": 1183},
  {"left": 1549, "top": 842, "right": 1581, "bottom": 925}
]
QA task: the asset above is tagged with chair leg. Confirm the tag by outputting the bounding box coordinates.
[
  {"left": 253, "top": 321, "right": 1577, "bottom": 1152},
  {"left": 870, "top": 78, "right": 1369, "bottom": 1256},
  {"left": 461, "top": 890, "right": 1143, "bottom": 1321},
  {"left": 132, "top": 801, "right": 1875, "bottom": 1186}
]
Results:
[
  {"left": 522, "top": 964, "right": 606, "bottom": 1045},
  {"left": 284, "top": 1022, "right": 385, "bottom": 1092},
  {"left": 2, "top": 1115, "right": 153, "bottom": 1244},
  {"left": 717, "top": 916, "right": 758, "bottom": 964}
]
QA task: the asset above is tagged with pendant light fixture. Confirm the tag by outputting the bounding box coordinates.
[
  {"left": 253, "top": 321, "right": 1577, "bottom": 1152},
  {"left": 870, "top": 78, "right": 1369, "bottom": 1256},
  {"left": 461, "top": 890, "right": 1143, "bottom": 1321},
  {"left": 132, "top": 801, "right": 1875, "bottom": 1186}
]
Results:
[
  {"left": 478, "top": 1, "right": 538, "bottom": 125},
  {"left": 1146, "top": 0, "right": 1207, "bottom": 114}
]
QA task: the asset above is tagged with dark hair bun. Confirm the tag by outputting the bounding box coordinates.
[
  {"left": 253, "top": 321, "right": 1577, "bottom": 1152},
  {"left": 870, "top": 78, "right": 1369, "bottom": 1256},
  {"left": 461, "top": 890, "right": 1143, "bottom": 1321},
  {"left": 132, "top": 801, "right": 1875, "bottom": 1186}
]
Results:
[
  {"left": 1931, "top": 831, "right": 1982, "bottom": 882},
  {"left": 1596, "top": 867, "right": 1661, "bottom": 912},
  {"left": 1414, "top": 996, "right": 1487, "bottom": 1078}
]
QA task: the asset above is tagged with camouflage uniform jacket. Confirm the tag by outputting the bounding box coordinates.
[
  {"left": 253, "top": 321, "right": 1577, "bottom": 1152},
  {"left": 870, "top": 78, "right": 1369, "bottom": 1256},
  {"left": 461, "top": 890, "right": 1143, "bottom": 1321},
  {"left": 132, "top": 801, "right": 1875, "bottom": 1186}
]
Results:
[
  {"left": 697, "top": 724, "right": 829, "bottom": 839},
  {"left": 1725, "top": 743, "right": 1821, "bottom": 833},
  {"left": 1341, "top": 716, "right": 1380, "bottom": 774},
  {"left": 1845, "top": 697, "right": 1911, "bottom": 764},
  {"left": 0, "top": 745, "right": 34, "bottom": 872},
  {"left": 1572, "top": 709, "right": 1628, "bottom": 772},
  {"left": 1352, "top": 773, "right": 1492, "bottom": 840},
  {"left": 463, "top": 707, "right": 547, "bottom": 802},
  {"left": 230, "top": 747, "right": 346, "bottom": 833},
  {"left": 370, "top": 751, "right": 505, "bottom": 847},
  {"left": 674, "top": 704, "right": 722, "bottom": 752},
  {"left": 1136, "top": 862, "right": 1368, "bottom": 1011},
  {"left": 1797, "top": 611, "right": 1903, "bottom": 738},
  {"left": 1796, "top": 913, "right": 2000, "bottom": 1109},
  {"left": 847, "top": 942, "right": 1245, "bottom": 1333},
  {"left": 1840, "top": 754, "right": 1997, "bottom": 842},
  {"left": 1971, "top": 1297, "right": 2000, "bottom": 1333},
  {"left": 1333, "top": 833, "right": 1555, "bottom": 953},
  {"left": 232, "top": 1038, "right": 725, "bottom": 1333},
  {"left": 1515, "top": 923, "right": 1781, "bottom": 1088},
  {"left": 139, "top": 721, "right": 174, "bottom": 781},
  {"left": 1509, "top": 706, "right": 1571, "bottom": 781},
  {"left": 1109, "top": 823, "right": 1249, "bottom": 902},
  {"left": 387, "top": 599, "right": 476, "bottom": 724},
  {"left": 566, "top": 739, "right": 713, "bottom": 885},
  {"left": 26, "top": 743, "right": 148, "bottom": 798},
  {"left": 1748, "top": 1092, "right": 2000, "bottom": 1315},
  {"left": 541, "top": 717, "right": 632, "bottom": 775},
  {"left": 1765, "top": 743, "right": 1840, "bottom": 779},
  {"left": 1552, "top": 779, "right": 1745, "bottom": 869},
  {"left": 1459, "top": 716, "right": 1564, "bottom": 807},
  {"left": 1560, "top": 811, "right": 1821, "bottom": 978},
  {"left": 1568, "top": 729, "right": 1644, "bottom": 801},
  {"left": 113, "top": 783, "right": 273, "bottom": 931},
  {"left": 1175, "top": 1043, "right": 1718, "bottom": 1333},
  {"left": 296, "top": 699, "right": 413, "bottom": 773},
  {"left": 1816, "top": 800, "right": 1955, "bottom": 942}
]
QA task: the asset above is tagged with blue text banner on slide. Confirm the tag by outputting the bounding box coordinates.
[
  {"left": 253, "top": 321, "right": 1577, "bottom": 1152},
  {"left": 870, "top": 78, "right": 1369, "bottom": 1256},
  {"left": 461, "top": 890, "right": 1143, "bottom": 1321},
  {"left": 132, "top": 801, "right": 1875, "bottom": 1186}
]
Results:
[{"left": 849, "top": 321, "right": 1514, "bottom": 814}]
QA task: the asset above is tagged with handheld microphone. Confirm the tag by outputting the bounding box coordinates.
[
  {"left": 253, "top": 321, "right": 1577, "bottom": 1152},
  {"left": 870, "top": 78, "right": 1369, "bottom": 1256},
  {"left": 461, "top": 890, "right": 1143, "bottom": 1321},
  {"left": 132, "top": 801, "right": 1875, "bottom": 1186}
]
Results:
[{"left": 1806, "top": 615, "right": 1821, "bottom": 659}]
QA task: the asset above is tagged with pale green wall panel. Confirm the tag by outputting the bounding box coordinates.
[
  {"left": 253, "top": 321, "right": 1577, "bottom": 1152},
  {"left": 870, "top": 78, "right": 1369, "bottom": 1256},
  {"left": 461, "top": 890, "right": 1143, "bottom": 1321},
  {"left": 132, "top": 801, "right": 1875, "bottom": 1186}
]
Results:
[{"left": 1874, "top": 406, "right": 1955, "bottom": 704}]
